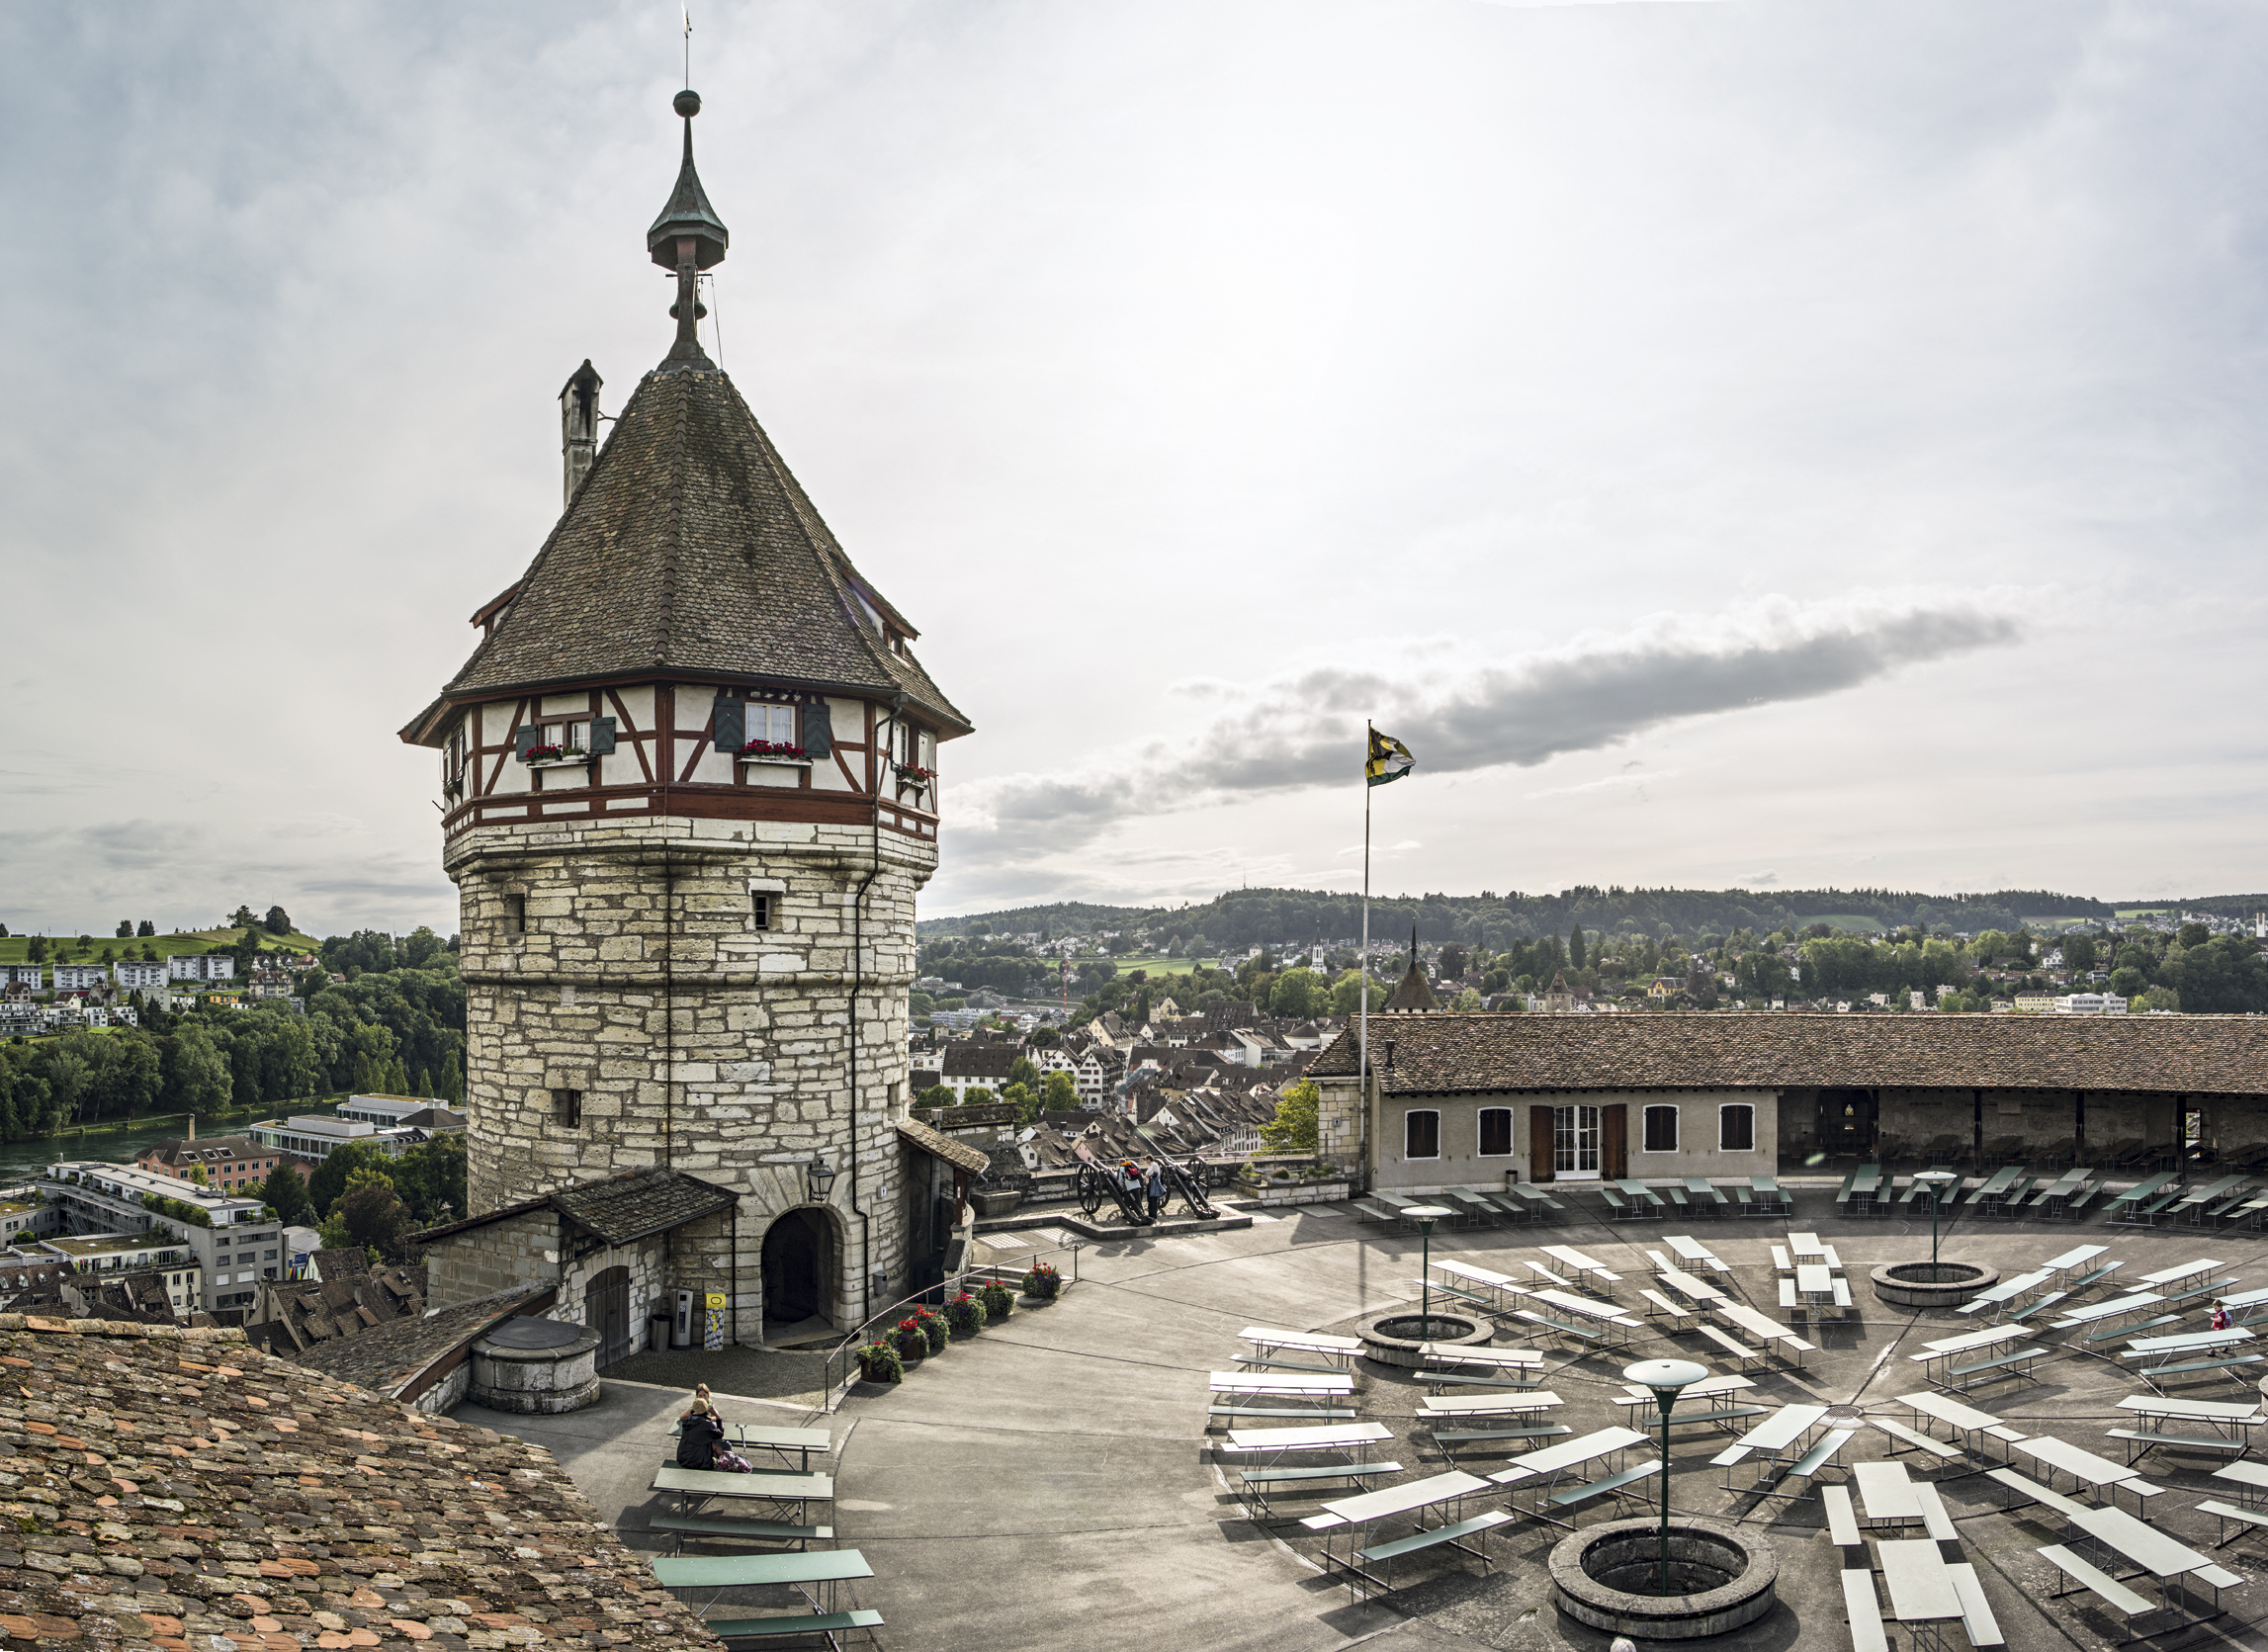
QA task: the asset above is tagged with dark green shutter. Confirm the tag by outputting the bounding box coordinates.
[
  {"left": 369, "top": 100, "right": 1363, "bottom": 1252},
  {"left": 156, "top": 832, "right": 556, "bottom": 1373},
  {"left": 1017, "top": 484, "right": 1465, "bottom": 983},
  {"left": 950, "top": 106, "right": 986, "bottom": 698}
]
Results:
[
  {"left": 514, "top": 728, "right": 540, "bottom": 759},
  {"left": 589, "top": 717, "right": 617, "bottom": 755},
  {"left": 713, "top": 697, "right": 743, "bottom": 752},
  {"left": 801, "top": 701, "right": 832, "bottom": 759}
]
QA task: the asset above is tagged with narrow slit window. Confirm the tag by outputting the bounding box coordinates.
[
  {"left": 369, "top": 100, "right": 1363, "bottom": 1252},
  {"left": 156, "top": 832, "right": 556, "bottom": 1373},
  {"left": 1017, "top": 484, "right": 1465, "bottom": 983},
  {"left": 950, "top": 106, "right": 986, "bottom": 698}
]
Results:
[
  {"left": 1642, "top": 1105, "right": 1678, "bottom": 1153},
  {"left": 1719, "top": 1103, "right": 1756, "bottom": 1153},
  {"left": 751, "top": 892, "right": 772, "bottom": 930},
  {"left": 1478, "top": 1107, "right": 1513, "bottom": 1157},
  {"left": 554, "top": 1087, "right": 582, "bottom": 1129},
  {"left": 503, "top": 894, "right": 526, "bottom": 936},
  {"left": 1404, "top": 1109, "right": 1440, "bottom": 1161}
]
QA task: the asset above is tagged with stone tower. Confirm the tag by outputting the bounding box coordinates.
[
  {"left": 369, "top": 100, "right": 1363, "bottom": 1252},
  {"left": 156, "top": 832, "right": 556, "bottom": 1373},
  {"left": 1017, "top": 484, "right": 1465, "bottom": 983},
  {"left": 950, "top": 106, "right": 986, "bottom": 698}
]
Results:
[{"left": 398, "top": 89, "right": 971, "bottom": 1340}]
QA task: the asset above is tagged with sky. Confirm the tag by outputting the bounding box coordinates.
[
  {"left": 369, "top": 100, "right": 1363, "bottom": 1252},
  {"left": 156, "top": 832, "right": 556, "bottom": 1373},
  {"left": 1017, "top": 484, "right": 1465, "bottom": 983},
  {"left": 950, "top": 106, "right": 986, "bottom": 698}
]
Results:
[{"left": 4, "top": 0, "right": 2266, "bottom": 937}]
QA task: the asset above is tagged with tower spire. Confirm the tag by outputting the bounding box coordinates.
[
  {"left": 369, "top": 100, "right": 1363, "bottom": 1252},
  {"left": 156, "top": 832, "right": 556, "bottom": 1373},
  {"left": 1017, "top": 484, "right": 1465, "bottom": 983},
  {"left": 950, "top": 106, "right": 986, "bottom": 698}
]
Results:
[{"left": 648, "top": 88, "right": 731, "bottom": 370}]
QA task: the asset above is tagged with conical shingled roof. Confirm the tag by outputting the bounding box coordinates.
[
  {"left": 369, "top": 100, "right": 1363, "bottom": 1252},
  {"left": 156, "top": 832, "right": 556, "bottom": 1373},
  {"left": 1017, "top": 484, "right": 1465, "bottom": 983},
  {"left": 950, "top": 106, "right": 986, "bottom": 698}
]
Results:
[
  {"left": 1384, "top": 955, "right": 1439, "bottom": 1013},
  {"left": 401, "top": 363, "right": 969, "bottom": 744}
]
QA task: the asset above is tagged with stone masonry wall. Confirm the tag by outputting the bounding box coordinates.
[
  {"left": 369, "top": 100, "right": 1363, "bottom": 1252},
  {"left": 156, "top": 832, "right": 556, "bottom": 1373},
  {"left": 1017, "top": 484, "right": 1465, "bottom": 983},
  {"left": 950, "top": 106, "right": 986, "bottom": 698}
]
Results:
[
  {"left": 426, "top": 1208, "right": 559, "bottom": 1312},
  {"left": 445, "top": 811, "right": 932, "bottom": 1341}
]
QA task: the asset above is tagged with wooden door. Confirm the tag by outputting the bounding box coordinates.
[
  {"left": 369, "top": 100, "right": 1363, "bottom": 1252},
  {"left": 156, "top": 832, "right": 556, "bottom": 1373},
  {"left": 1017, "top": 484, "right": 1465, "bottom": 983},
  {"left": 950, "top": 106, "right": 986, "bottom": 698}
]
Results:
[
  {"left": 1528, "top": 1105, "right": 1555, "bottom": 1181},
  {"left": 1601, "top": 1104, "right": 1627, "bottom": 1180},
  {"left": 583, "top": 1265, "right": 631, "bottom": 1368}
]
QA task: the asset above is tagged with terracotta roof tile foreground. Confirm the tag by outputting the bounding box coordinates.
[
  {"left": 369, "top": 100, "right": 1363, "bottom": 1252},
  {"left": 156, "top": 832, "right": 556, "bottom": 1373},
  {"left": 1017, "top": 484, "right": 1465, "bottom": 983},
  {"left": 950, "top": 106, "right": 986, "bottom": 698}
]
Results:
[
  {"left": 0, "top": 1315, "right": 719, "bottom": 1652},
  {"left": 1310, "top": 1010, "right": 2268, "bottom": 1096}
]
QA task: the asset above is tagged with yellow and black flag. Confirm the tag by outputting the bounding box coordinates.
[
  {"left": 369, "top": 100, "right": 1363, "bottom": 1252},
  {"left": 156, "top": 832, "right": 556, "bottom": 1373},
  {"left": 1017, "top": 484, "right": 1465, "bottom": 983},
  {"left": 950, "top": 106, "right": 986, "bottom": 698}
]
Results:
[{"left": 1365, "top": 727, "right": 1415, "bottom": 788}]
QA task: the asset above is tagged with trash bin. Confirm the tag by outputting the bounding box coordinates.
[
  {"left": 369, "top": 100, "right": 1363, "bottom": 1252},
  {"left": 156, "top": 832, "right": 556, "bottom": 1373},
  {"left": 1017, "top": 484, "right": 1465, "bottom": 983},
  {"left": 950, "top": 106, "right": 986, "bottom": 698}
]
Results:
[{"left": 648, "top": 1305, "right": 671, "bottom": 1353}]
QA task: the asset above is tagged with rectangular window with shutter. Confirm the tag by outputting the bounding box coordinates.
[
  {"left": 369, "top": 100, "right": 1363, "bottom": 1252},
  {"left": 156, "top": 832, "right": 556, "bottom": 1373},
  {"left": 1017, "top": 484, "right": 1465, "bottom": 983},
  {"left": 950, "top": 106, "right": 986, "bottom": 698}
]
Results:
[
  {"left": 1404, "top": 1109, "right": 1440, "bottom": 1161},
  {"left": 1478, "top": 1107, "right": 1513, "bottom": 1157},
  {"left": 1642, "top": 1105, "right": 1679, "bottom": 1153},
  {"left": 1719, "top": 1103, "right": 1756, "bottom": 1153}
]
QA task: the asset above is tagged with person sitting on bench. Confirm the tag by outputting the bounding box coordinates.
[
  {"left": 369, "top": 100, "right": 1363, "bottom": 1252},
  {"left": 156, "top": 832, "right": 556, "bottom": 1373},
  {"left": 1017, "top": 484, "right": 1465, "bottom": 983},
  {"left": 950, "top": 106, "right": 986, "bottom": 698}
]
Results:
[
  {"left": 2211, "top": 1299, "right": 2233, "bottom": 1332},
  {"left": 676, "top": 1397, "right": 750, "bottom": 1472}
]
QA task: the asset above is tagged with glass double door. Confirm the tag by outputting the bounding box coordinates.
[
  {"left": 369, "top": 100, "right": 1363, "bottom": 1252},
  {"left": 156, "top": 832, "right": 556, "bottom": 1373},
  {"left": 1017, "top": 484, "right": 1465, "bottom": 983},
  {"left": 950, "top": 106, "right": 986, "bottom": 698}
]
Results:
[{"left": 1554, "top": 1104, "right": 1602, "bottom": 1179}]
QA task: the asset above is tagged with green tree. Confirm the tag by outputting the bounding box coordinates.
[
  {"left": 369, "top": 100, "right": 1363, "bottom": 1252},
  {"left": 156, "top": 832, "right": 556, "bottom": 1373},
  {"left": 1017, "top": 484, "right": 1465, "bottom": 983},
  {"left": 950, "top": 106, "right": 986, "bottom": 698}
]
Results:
[
  {"left": 306, "top": 1139, "right": 394, "bottom": 1217},
  {"left": 1005, "top": 1056, "right": 1040, "bottom": 1092},
  {"left": 264, "top": 906, "right": 294, "bottom": 936},
  {"left": 116, "top": 920, "right": 132, "bottom": 938},
  {"left": 2110, "top": 967, "right": 2146, "bottom": 1000},
  {"left": 136, "top": 920, "right": 155, "bottom": 937},
  {"left": 1260, "top": 1079, "right": 1320, "bottom": 1154},
  {"left": 1041, "top": 1071, "right": 1079, "bottom": 1113},
  {"left": 1002, "top": 1081, "right": 1038, "bottom": 1125},
  {"left": 916, "top": 1084, "right": 956, "bottom": 1110},
  {"left": 1267, "top": 967, "right": 1325, "bottom": 1018},
  {"left": 2061, "top": 934, "right": 2098, "bottom": 973},
  {"left": 261, "top": 1162, "right": 313, "bottom": 1227},
  {"left": 1568, "top": 924, "right": 1586, "bottom": 971},
  {"left": 228, "top": 906, "right": 258, "bottom": 930},
  {"left": 27, "top": 936, "right": 46, "bottom": 965},
  {"left": 389, "top": 1134, "right": 467, "bottom": 1224}
]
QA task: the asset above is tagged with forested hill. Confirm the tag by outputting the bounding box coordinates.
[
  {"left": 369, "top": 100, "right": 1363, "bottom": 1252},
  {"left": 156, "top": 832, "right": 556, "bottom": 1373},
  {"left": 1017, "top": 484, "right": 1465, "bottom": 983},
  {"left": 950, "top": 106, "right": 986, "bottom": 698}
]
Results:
[{"left": 916, "top": 887, "right": 2267, "bottom": 947}]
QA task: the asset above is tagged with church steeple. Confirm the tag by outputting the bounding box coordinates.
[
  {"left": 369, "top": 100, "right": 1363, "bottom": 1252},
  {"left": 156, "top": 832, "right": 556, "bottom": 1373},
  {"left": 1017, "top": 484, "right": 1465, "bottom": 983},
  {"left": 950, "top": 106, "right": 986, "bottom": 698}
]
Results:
[{"left": 648, "top": 89, "right": 731, "bottom": 370}]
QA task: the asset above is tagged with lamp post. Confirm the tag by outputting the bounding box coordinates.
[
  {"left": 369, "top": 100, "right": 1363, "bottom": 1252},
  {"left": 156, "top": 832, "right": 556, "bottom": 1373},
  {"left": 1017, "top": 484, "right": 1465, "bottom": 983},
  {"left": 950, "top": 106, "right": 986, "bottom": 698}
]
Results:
[
  {"left": 1913, "top": 1169, "right": 1958, "bottom": 1278},
  {"left": 1402, "top": 1206, "right": 1454, "bottom": 1339},
  {"left": 1622, "top": 1357, "right": 1707, "bottom": 1597}
]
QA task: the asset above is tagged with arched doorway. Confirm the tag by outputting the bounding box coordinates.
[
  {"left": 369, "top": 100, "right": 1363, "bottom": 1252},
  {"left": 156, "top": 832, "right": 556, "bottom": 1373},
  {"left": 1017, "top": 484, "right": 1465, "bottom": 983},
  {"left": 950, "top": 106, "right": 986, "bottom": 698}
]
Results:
[{"left": 761, "top": 1208, "right": 830, "bottom": 1327}]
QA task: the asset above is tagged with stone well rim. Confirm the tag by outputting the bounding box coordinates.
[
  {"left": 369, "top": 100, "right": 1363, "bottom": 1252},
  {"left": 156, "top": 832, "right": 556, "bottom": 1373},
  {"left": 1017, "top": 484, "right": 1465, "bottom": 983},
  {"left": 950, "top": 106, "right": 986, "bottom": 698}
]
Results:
[{"left": 1549, "top": 1516, "right": 1778, "bottom": 1633}]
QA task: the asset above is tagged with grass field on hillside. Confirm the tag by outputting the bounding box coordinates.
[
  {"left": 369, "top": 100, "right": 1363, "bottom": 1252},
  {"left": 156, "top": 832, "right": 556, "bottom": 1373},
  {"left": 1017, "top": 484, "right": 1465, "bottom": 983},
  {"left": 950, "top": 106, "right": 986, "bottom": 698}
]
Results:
[{"left": 0, "top": 927, "right": 325, "bottom": 964}]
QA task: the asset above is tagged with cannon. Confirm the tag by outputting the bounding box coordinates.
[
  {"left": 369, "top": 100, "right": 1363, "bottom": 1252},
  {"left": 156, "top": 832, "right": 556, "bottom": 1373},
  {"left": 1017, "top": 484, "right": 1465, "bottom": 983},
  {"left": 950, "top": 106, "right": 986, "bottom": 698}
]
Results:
[
  {"left": 1154, "top": 1154, "right": 1216, "bottom": 1219},
  {"left": 1074, "top": 1144, "right": 1155, "bottom": 1225}
]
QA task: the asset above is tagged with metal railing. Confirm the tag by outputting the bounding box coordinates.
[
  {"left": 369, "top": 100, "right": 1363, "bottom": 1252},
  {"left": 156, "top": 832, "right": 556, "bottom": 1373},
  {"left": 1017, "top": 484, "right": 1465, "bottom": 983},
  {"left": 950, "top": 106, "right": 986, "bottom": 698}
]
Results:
[{"left": 819, "top": 1239, "right": 1082, "bottom": 1411}]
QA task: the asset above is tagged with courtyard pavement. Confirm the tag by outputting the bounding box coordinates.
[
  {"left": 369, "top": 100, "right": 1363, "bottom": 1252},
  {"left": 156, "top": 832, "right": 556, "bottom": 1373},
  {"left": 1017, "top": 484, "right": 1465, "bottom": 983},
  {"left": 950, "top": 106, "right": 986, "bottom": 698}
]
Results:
[{"left": 460, "top": 1185, "right": 2268, "bottom": 1651}]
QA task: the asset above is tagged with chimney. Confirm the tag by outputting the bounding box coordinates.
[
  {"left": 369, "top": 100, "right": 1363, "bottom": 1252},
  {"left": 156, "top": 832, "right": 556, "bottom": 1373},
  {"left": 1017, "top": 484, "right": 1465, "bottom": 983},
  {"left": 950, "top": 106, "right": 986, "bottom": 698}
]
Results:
[
  {"left": 560, "top": 359, "right": 602, "bottom": 506},
  {"left": 187, "top": 1113, "right": 195, "bottom": 1140}
]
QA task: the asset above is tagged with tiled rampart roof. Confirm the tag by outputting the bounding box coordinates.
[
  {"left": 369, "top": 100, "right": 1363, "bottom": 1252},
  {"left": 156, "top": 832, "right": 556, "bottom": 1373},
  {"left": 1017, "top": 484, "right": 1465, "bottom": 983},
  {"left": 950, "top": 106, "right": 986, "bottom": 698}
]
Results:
[
  {"left": 0, "top": 1314, "right": 720, "bottom": 1652},
  {"left": 1309, "top": 1011, "right": 2268, "bottom": 1095}
]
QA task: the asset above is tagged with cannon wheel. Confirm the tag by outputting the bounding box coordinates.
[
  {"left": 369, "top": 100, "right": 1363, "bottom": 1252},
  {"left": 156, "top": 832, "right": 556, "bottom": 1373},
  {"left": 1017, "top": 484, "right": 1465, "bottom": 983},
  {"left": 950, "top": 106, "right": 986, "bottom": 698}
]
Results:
[{"left": 1077, "top": 1166, "right": 1104, "bottom": 1219}]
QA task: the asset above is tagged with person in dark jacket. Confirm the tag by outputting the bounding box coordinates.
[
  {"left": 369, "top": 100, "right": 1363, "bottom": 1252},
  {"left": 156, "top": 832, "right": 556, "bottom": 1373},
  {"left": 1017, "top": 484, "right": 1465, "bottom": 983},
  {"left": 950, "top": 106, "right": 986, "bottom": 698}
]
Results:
[{"left": 675, "top": 1398, "right": 749, "bottom": 1471}]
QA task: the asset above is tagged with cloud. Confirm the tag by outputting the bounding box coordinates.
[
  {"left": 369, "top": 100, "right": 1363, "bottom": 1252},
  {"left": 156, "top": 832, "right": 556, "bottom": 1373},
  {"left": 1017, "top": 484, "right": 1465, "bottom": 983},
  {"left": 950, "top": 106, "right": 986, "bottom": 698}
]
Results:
[{"left": 952, "top": 591, "right": 2020, "bottom": 861}]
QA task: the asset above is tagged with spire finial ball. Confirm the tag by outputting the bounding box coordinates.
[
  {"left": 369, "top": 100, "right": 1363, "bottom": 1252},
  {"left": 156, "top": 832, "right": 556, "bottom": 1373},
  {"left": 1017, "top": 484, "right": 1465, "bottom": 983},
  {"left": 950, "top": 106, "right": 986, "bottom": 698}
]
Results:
[{"left": 674, "top": 89, "right": 702, "bottom": 119}]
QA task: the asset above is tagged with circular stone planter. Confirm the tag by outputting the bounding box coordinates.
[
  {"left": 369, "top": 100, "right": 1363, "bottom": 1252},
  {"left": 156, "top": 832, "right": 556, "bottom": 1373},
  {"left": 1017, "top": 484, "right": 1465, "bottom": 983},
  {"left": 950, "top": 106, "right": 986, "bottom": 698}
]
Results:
[
  {"left": 1550, "top": 1517, "right": 1778, "bottom": 1640},
  {"left": 1354, "top": 1309, "right": 1493, "bottom": 1368},
  {"left": 1872, "top": 1261, "right": 1997, "bottom": 1310}
]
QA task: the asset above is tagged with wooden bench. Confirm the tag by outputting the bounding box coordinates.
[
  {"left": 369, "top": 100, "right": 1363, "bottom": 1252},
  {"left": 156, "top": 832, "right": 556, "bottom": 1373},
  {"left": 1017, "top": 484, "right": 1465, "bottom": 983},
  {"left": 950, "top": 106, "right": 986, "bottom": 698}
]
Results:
[
  {"left": 2037, "top": 1544, "right": 2159, "bottom": 1633},
  {"left": 1943, "top": 1347, "right": 2045, "bottom": 1390},
  {"left": 704, "top": 1610, "right": 884, "bottom": 1645},
  {"left": 2133, "top": 1352, "right": 2264, "bottom": 1382},
  {"left": 1431, "top": 1425, "right": 1572, "bottom": 1456},
  {"left": 2107, "top": 1428, "right": 2249, "bottom": 1459},
  {"left": 1946, "top": 1561, "right": 2006, "bottom": 1648},
  {"left": 1639, "top": 1288, "right": 1699, "bottom": 1332},
  {"left": 2083, "top": 1313, "right": 2177, "bottom": 1346},
  {"left": 1514, "top": 1309, "right": 1605, "bottom": 1346},
  {"left": 2005, "top": 1291, "right": 2066, "bottom": 1325},
  {"left": 1206, "top": 1405, "right": 1358, "bottom": 1422},
  {"left": 1985, "top": 1467, "right": 2088, "bottom": 1527},
  {"left": 1424, "top": 1371, "right": 1539, "bottom": 1392},
  {"left": 1697, "top": 1324, "right": 1766, "bottom": 1370},
  {"left": 650, "top": 1514, "right": 832, "bottom": 1553},
  {"left": 1235, "top": 1353, "right": 1347, "bottom": 1375},
  {"left": 2198, "top": 1498, "right": 2268, "bottom": 1548},
  {"left": 1546, "top": 1459, "right": 1662, "bottom": 1510},
  {"left": 1352, "top": 1199, "right": 1402, "bottom": 1225},
  {"left": 2064, "top": 1261, "right": 2123, "bottom": 1294},
  {"left": 1839, "top": 1565, "right": 1891, "bottom": 1652},
  {"left": 1350, "top": 1509, "right": 1518, "bottom": 1596},
  {"left": 1872, "top": 1417, "right": 1962, "bottom": 1465},
  {"left": 1238, "top": 1460, "right": 1402, "bottom": 1518}
]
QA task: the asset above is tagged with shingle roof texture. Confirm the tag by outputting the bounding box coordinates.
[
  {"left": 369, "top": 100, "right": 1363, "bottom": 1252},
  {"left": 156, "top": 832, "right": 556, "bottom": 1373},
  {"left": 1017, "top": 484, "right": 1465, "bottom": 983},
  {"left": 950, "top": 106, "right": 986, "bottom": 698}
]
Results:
[
  {"left": 290, "top": 1285, "right": 554, "bottom": 1399},
  {"left": 0, "top": 1314, "right": 719, "bottom": 1652},
  {"left": 411, "top": 364, "right": 968, "bottom": 740},
  {"left": 896, "top": 1119, "right": 992, "bottom": 1178},
  {"left": 1310, "top": 1011, "right": 2268, "bottom": 1095},
  {"left": 410, "top": 1169, "right": 736, "bottom": 1250}
]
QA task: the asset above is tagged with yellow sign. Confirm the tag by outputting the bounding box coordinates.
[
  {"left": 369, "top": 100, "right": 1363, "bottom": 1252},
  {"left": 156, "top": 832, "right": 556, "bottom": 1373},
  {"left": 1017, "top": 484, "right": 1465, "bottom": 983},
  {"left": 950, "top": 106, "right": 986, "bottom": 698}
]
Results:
[{"left": 705, "top": 1292, "right": 727, "bottom": 1310}]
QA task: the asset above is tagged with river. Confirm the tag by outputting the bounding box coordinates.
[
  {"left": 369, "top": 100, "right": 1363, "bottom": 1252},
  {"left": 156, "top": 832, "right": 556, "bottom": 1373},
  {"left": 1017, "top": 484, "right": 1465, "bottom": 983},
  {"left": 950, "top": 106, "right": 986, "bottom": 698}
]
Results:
[{"left": 0, "top": 1098, "right": 346, "bottom": 1183}]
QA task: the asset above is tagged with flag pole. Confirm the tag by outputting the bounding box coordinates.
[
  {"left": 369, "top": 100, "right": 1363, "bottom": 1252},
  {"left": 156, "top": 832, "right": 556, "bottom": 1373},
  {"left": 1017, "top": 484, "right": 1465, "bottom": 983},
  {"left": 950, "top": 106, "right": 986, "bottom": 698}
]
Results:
[{"left": 1360, "top": 723, "right": 1372, "bottom": 1130}]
